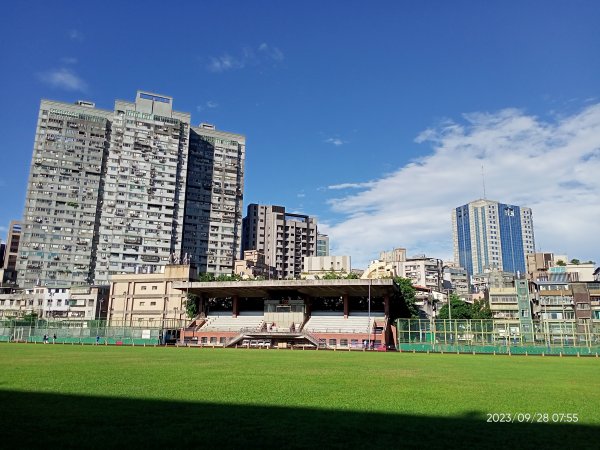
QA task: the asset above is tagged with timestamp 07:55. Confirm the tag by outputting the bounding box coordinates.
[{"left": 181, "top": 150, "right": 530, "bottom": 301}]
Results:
[{"left": 486, "top": 413, "right": 579, "bottom": 423}]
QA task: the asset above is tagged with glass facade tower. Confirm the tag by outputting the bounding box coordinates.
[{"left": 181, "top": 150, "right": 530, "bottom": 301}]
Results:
[{"left": 452, "top": 199, "right": 535, "bottom": 277}]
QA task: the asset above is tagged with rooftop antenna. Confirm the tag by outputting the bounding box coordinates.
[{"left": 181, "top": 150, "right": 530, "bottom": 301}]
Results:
[{"left": 481, "top": 164, "right": 487, "bottom": 200}]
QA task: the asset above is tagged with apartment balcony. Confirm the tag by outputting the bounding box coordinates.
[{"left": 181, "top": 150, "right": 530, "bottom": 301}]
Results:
[
  {"left": 490, "top": 303, "right": 518, "bottom": 311},
  {"left": 492, "top": 312, "right": 520, "bottom": 319}
]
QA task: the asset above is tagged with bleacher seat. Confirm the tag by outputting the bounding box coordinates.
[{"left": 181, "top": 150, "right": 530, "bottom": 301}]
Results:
[
  {"left": 201, "top": 312, "right": 264, "bottom": 332},
  {"left": 304, "top": 312, "right": 385, "bottom": 333}
]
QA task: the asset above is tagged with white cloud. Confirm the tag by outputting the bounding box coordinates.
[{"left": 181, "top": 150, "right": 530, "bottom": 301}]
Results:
[
  {"left": 325, "top": 137, "right": 346, "bottom": 146},
  {"left": 60, "top": 57, "right": 78, "bottom": 64},
  {"left": 258, "top": 42, "right": 284, "bottom": 62},
  {"left": 38, "top": 68, "right": 88, "bottom": 92},
  {"left": 328, "top": 182, "right": 375, "bottom": 190},
  {"left": 196, "top": 100, "right": 219, "bottom": 112},
  {"left": 68, "top": 30, "right": 84, "bottom": 41},
  {"left": 208, "top": 54, "right": 245, "bottom": 73},
  {"left": 324, "top": 104, "right": 600, "bottom": 268},
  {"left": 207, "top": 43, "right": 283, "bottom": 72}
]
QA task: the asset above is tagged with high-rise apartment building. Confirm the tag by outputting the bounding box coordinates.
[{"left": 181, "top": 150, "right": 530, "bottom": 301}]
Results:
[
  {"left": 182, "top": 124, "right": 245, "bottom": 276},
  {"left": 242, "top": 204, "right": 317, "bottom": 279},
  {"left": 452, "top": 199, "right": 535, "bottom": 277},
  {"left": 316, "top": 233, "right": 330, "bottom": 256},
  {"left": 16, "top": 98, "right": 113, "bottom": 288},
  {"left": 1, "top": 221, "right": 21, "bottom": 284},
  {"left": 16, "top": 91, "right": 245, "bottom": 288},
  {"left": 95, "top": 92, "right": 190, "bottom": 284}
]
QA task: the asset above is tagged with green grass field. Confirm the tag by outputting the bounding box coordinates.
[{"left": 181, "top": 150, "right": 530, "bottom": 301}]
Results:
[{"left": 1, "top": 344, "right": 598, "bottom": 449}]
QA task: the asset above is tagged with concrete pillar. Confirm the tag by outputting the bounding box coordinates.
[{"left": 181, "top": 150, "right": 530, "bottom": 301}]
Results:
[
  {"left": 384, "top": 294, "right": 390, "bottom": 317},
  {"left": 199, "top": 294, "right": 206, "bottom": 316},
  {"left": 232, "top": 295, "right": 239, "bottom": 318},
  {"left": 343, "top": 294, "right": 349, "bottom": 318},
  {"left": 304, "top": 295, "right": 312, "bottom": 316}
]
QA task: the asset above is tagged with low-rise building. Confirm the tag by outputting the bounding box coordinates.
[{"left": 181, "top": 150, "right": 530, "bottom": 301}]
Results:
[
  {"left": 361, "top": 260, "right": 395, "bottom": 279},
  {"left": 443, "top": 267, "right": 470, "bottom": 296},
  {"left": 531, "top": 275, "right": 576, "bottom": 345},
  {"left": 107, "top": 263, "right": 195, "bottom": 328},
  {"left": 69, "top": 285, "right": 109, "bottom": 320},
  {"left": 302, "top": 255, "right": 351, "bottom": 278},
  {"left": 234, "top": 250, "right": 271, "bottom": 279},
  {"left": 0, "top": 287, "right": 34, "bottom": 318}
]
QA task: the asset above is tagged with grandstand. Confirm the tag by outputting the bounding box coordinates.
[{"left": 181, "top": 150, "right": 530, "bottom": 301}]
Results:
[
  {"left": 178, "top": 279, "right": 398, "bottom": 349},
  {"left": 202, "top": 312, "right": 265, "bottom": 332}
]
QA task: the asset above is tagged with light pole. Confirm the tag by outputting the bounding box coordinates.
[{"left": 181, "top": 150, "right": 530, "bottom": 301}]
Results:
[{"left": 435, "top": 259, "right": 452, "bottom": 322}]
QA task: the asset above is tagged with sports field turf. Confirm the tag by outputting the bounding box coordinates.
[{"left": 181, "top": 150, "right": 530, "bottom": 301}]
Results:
[{"left": 1, "top": 345, "right": 598, "bottom": 449}]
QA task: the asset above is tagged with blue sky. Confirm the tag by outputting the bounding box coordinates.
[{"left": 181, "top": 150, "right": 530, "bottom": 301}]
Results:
[{"left": 1, "top": 1, "right": 600, "bottom": 267}]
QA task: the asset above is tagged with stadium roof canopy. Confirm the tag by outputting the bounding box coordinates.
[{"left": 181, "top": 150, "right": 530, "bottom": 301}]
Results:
[{"left": 173, "top": 279, "right": 399, "bottom": 299}]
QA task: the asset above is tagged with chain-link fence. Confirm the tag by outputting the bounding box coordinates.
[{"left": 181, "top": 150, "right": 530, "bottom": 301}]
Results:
[
  {"left": 396, "top": 319, "right": 600, "bottom": 355},
  {"left": 0, "top": 319, "right": 184, "bottom": 345}
]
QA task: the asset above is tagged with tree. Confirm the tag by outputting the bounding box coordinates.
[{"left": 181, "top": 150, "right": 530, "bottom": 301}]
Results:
[
  {"left": 184, "top": 293, "right": 199, "bottom": 318},
  {"left": 471, "top": 298, "right": 493, "bottom": 319},
  {"left": 20, "top": 312, "right": 39, "bottom": 323},
  {"left": 437, "top": 294, "right": 472, "bottom": 319},
  {"left": 215, "top": 273, "right": 242, "bottom": 282},
  {"left": 570, "top": 258, "right": 581, "bottom": 265},
  {"left": 15, "top": 312, "right": 41, "bottom": 326},
  {"left": 393, "top": 277, "right": 419, "bottom": 318},
  {"left": 322, "top": 271, "right": 342, "bottom": 280},
  {"left": 198, "top": 273, "right": 215, "bottom": 282},
  {"left": 556, "top": 260, "right": 567, "bottom": 266},
  {"left": 437, "top": 295, "right": 493, "bottom": 320}
]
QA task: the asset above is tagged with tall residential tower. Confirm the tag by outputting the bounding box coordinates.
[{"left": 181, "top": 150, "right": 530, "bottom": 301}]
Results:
[
  {"left": 182, "top": 123, "right": 245, "bottom": 276},
  {"left": 452, "top": 199, "right": 535, "bottom": 277},
  {"left": 16, "top": 91, "right": 245, "bottom": 288},
  {"left": 242, "top": 204, "right": 317, "bottom": 279}
]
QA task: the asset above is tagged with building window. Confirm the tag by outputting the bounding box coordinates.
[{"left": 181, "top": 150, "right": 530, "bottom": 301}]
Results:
[
  {"left": 140, "top": 302, "right": 145, "bottom": 306},
  {"left": 152, "top": 286, "right": 157, "bottom": 291},
  {"left": 141, "top": 286, "right": 147, "bottom": 290},
  {"left": 577, "top": 303, "right": 590, "bottom": 310},
  {"left": 150, "top": 302, "right": 156, "bottom": 306}
]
